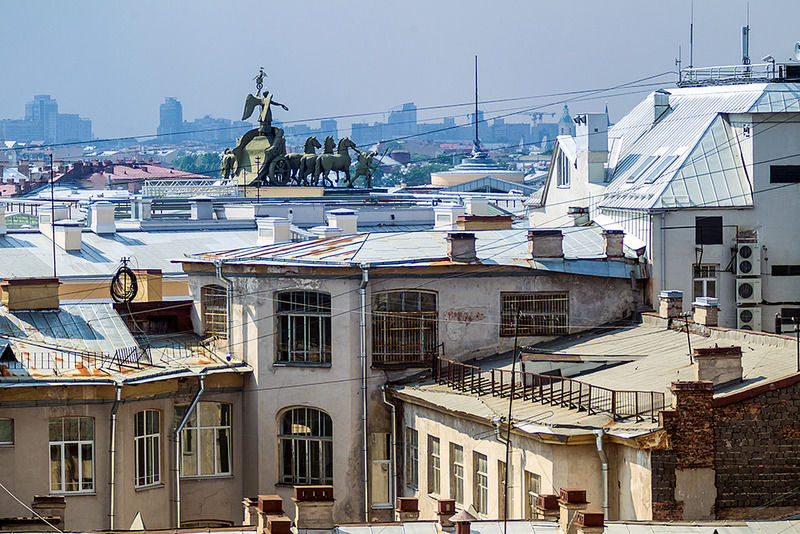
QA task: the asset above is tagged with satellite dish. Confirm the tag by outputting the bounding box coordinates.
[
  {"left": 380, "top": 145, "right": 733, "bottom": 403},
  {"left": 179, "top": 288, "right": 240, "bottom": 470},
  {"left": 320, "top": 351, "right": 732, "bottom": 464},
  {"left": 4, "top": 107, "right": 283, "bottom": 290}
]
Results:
[{"left": 794, "top": 41, "right": 800, "bottom": 61}]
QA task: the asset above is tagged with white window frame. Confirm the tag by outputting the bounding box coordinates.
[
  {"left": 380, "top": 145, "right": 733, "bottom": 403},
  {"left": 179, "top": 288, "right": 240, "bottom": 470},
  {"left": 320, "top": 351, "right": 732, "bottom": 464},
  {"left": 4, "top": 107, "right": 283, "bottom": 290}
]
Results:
[
  {"left": 693, "top": 264, "right": 718, "bottom": 300},
  {"left": 201, "top": 284, "right": 228, "bottom": 339},
  {"left": 276, "top": 291, "right": 332, "bottom": 364},
  {"left": 178, "top": 402, "right": 231, "bottom": 478},
  {"left": 450, "top": 443, "right": 464, "bottom": 505},
  {"left": 556, "top": 150, "right": 570, "bottom": 188},
  {"left": 427, "top": 435, "right": 440, "bottom": 494},
  {"left": 474, "top": 452, "right": 488, "bottom": 515},
  {"left": 49, "top": 416, "right": 94, "bottom": 494},
  {"left": 406, "top": 427, "right": 418, "bottom": 489},
  {"left": 134, "top": 409, "right": 161, "bottom": 488}
]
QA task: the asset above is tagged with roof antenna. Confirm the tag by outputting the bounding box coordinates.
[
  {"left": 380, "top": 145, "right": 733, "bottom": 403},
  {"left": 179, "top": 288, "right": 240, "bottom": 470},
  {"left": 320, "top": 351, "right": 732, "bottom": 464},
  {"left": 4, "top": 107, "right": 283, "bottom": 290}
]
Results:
[
  {"left": 689, "top": 0, "right": 694, "bottom": 69},
  {"left": 742, "top": 2, "right": 751, "bottom": 66},
  {"left": 676, "top": 45, "right": 682, "bottom": 83},
  {"left": 474, "top": 55, "right": 480, "bottom": 149}
]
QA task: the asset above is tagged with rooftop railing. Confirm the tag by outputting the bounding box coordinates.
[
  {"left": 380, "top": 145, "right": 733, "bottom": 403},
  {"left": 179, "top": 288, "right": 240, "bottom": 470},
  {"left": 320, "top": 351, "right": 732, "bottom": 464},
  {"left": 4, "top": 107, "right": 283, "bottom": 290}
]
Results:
[
  {"left": 141, "top": 178, "right": 238, "bottom": 198},
  {"left": 433, "top": 356, "right": 665, "bottom": 423},
  {"left": 678, "top": 63, "right": 775, "bottom": 87}
]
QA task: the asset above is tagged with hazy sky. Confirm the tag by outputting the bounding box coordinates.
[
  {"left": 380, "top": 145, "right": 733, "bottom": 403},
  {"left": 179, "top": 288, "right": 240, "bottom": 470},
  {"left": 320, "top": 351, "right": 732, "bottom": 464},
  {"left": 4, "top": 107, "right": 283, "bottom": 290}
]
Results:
[{"left": 3, "top": 0, "right": 799, "bottom": 139}]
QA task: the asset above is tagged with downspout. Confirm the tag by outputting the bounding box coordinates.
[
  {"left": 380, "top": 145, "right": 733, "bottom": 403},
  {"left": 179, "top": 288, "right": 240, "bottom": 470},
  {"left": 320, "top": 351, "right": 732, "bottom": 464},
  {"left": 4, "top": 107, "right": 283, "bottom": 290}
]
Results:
[
  {"left": 108, "top": 383, "right": 122, "bottom": 530},
  {"left": 660, "top": 212, "right": 666, "bottom": 291},
  {"left": 174, "top": 374, "right": 205, "bottom": 528},
  {"left": 381, "top": 387, "right": 397, "bottom": 511},
  {"left": 593, "top": 429, "right": 609, "bottom": 519},
  {"left": 359, "top": 264, "right": 370, "bottom": 521},
  {"left": 215, "top": 259, "right": 234, "bottom": 359}
]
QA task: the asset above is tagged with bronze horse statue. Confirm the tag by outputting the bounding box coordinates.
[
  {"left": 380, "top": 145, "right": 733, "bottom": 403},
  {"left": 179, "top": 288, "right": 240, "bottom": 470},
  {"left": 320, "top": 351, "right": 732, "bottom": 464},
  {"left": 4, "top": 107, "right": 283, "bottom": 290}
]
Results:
[
  {"left": 314, "top": 137, "right": 357, "bottom": 187},
  {"left": 287, "top": 136, "right": 322, "bottom": 185}
]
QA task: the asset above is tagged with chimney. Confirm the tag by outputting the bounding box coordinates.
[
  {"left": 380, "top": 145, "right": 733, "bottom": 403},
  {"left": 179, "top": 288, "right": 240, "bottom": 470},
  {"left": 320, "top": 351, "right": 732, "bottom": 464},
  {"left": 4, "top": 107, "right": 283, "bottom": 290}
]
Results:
[
  {"left": 534, "top": 494, "right": 560, "bottom": 521},
  {"left": 456, "top": 214, "right": 513, "bottom": 231},
  {"left": 242, "top": 497, "right": 259, "bottom": 527},
  {"left": 254, "top": 495, "right": 285, "bottom": 534},
  {"left": 446, "top": 232, "right": 477, "bottom": 262},
  {"left": 602, "top": 229, "right": 624, "bottom": 259},
  {"left": 130, "top": 195, "right": 152, "bottom": 221},
  {"left": 654, "top": 90, "right": 671, "bottom": 123},
  {"left": 692, "top": 296, "right": 719, "bottom": 326},
  {"left": 53, "top": 220, "right": 82, "bottom": 251},
  {"left": 450, "top": 509, "right": 477, "bottom": 534},
  {"left": 434, "top": 204, "right": 465, "bottom": 230},
  {"left": 658, "top": 290, "right": 683, "bottom": 318},
  {"left": 90, "top": 201, "right": 116, "bottom": 234},
  {"left": 310, "top": 225, "right": 344, "bottom": 239},
  {"left": 396, "top": 497, "right": 419, "bottom": 522},
  {"left": 465, "top": 197, "right": 489, "bottom": 216},
  {"left": 190, "top": 196, "right": 214, "bottom": 220},
  {"left": 527, "top": 229, "right": 563, "bottom": 259},
  {"left": 326, "top": 208, "right": 359, "bottom": 234},
  {"left": 0, "top": 202, "right": 6, "bottom": 236},
  {"left": 693, "top": 345, "right": 743, "bottom": 387},
  {"left": 575, "top": 510, "right": 605, "bottom": 534},
  {"left": 575, "top": 113, "right": 609, "bottom": 184},
  {"left": 558, "top": 489, "right": 588, "bottom": 534},
  {"left": 257, "top": 217, "right": 292, "bottom": 245},
  {"left": 292, "top": 486, "right": 334, "bottom": 531},
  {"left": 436, "top": 498, "right": 456, "bottom": 527},
  {"left": 1, "top": 278, "right": 61, "bottom": 311},
  {"left": 31, "top": 495, "right": 65, "bottom": 530},
  {"left": 568, "top": 206, "right": 589, "bottom": 227},
  {"left": 131, "top": 269, "right": 163, "bottom": 302},
  {"left": 266, "top": 515, "right": 292, "bottom": 534},
  {"left": 39, "top": 205, "right": 69, "bottom": 238}
]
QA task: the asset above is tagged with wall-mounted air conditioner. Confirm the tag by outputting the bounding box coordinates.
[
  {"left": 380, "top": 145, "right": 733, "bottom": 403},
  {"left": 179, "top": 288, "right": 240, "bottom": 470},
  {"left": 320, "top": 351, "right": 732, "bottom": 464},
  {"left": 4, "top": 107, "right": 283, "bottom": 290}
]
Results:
[
  {"left": 736, "top": 278, "right": 762, "bottom": 305},
  {"left": 736, "top": 242, "right": 761, "bottom": 276},
  {"left": 737, "top": 306, "right": 762, "bottom": 331}
]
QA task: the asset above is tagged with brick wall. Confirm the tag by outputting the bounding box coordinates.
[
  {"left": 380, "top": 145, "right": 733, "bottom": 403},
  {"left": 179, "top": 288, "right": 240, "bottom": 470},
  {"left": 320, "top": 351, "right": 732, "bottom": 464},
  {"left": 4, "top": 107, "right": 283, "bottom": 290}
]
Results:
[{"left": 650, "top": 450, "right": 681, "bottom": 521}]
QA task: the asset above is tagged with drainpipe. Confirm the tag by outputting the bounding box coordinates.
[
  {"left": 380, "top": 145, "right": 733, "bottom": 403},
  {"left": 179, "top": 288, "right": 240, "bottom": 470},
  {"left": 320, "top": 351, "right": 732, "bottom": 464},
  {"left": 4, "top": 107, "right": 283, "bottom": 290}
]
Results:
[
  {"left": 359, "top": 264, "right": 370, "bottom": 521},
  {"left": 593, "top": 428, "right": 609, "bottom": 519},
  {"left": 660, "top": 212, "right": 666, "bottom": 292},
  {"left": 108, "top": 383, "right": 122, "bottom": 530},
  {"left": 215, "top": 260, "right": 234, "bottom": 359},
  {"left": 174, "top": 374, "right": 205, "bottom": 528},
  {"left": 381, "top": 386, "right": 397, "bottom": 511}
]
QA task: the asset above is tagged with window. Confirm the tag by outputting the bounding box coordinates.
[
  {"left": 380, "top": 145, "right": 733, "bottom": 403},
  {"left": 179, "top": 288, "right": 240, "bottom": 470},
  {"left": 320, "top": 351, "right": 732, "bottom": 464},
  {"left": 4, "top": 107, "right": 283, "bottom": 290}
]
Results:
[
  {"left": 134, "top": 410, "right": 160, "bottom": 487},
  {"left": 524, "top": 471, "right": 541, "bottom": 519},
  {"left": 278, "top": 407, "right": 332, "bottom": 485},
  {"left": 696, "top": 217, "right": 723, "bottom": 245},
  {"left": 177, "top": 402, "right": 231, "bottom": 477},
  {"left": 373, "top": 291, "right": 438, "bottom": 366},
  {"left": 770, "top": 165, "right": 800, "bottom": 183},
  {"left": 556, "top": 150, "right": 570, "bottom": 187},
  {"left": 473, "top": 452, "right": 488, "bottom": 515},
  {"left": 49, "top": 417, "right": 94, "bottom": 493},
  {"left": 450, "top": 443, "right": 464, "bottom": 504},
  {"left": 201, "top": 285, "right": 227, "bottom": 339},
  {"left": 773, "top": 265, "right": 800, "bottom": 276},
  {"left": 693, "top": 264, "right": 718, "bottom": 299},
  {"left": 780, "top": 308, "right": 800, "bottom": 327},
  {"left": 0, "top": 419, "right": 12, "bottom": 445},
  {"left": 501, "top": 293, "right": 569, "bottom": 336},
  {"left": 276, "top": 291, "right": 331, "bottom": 363},
  {"left": 371, "top": 433, "right": 391, "bottom": 507},
  {"left": 427, "top": 435, "right": 440, "bottom": 494},
  {"left": 406, "top": 428, "right": 418, "bottom": 489},
  {"left": 498, "top": 460, "right": 509, "bottom": 520}
]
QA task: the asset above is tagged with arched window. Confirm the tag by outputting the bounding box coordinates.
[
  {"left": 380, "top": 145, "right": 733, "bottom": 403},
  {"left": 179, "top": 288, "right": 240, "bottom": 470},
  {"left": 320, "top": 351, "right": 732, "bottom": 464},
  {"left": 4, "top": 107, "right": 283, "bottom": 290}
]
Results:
[
  {"left": 372, "top": 290, "right": 437, "bottom": 366},
  {"left": 278, "top": 408, "right": 332, "bottom": 485},
  {"left": 276, "top": 291, "right": 331, "bottom": 363},
  {"left": 201, "top": 285, "right": 227, "bottom": 339}
]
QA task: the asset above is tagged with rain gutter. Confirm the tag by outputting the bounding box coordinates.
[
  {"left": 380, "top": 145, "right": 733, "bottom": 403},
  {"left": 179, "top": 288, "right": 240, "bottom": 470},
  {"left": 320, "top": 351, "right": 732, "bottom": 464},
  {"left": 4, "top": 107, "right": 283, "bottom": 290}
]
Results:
[
  {"left": 359, "top": 264, "right": 370, "bottom": 521},
  {"left": 174, "top": 373, "right": 205, "bottom": 528}
]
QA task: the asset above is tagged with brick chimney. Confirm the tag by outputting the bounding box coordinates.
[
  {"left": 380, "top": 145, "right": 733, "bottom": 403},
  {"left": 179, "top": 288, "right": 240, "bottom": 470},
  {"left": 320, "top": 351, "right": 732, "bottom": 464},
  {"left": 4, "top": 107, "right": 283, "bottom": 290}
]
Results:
[
  {"left": 292, "top": 486, "right": 334, "bottom": 530},
  {"left": 558, "top": 488, "right": 588, "bottom": 534},
  {"left": 535, "top": 494, "right": 560, "bottom": 521},
  {"left": 692, "top": 296, "right": 719, "bottom": 326},
  {"left": 265, "top": 515, "right": 292, "bottom": 534},
  {"left": 254, "top": 495, "right": 285, "bottom": 534},
  {"left": 693, "top": 346, "right": 743, "bottom": 387},
  {"left": 446, "top": 232, "right": 477, "bottom": 262},
  {"left": 602, "top": 229, "right": 624, "bottom": 259},
  {"left": 31, "top": 495, "right": 65, "bottom": 529},
  {"left": 450, "top": 508, "right": 477, "bottom": 534},
  {"left": 396, "top": 497, "right": 419, "bottom": 522},
  {"left": 257, "top": 217, "right": 291, "bottom": 245},
  {"left": 1, "top": 278, "right": 60, "bottom": 311},
  {"left": 326, "top": 208, "right": 359, "bottom": 234},
  {"left": 241, "top": 497, "right": 259, "bottom": 526},
  {"left": 658, "top": 290, "right": 683, "bottom": 318},
  {"left": 528, "top": 229, "right": 564, "bottom": 259},
  {"left": 575, "top": 510, "right": 605, "bottom": 534},
  {"left": 436, "top": 498, "right": 456, "bottom": 527}
]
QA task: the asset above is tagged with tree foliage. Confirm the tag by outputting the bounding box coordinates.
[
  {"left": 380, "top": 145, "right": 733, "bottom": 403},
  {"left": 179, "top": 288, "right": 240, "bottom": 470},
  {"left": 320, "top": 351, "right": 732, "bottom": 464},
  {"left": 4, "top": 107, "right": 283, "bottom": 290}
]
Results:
[{"left": 172, "top": 152, "right": 222, "bottom": 177}]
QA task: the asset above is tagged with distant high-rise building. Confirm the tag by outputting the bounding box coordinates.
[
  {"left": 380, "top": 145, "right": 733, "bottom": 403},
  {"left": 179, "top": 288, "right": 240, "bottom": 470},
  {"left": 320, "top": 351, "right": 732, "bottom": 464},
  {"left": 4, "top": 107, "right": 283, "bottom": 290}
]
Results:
[
  {"left": 158, "top": 97, "right": 184, "bottom": 141},
  {"left": 0, "top": 94, "right": 91, "bottom": 144},
  {"left": 320, "top": 119, "right": 338, "bottom": 137},
  {"left": 387, "top": 102, "right": 418, "bottom": 138}
]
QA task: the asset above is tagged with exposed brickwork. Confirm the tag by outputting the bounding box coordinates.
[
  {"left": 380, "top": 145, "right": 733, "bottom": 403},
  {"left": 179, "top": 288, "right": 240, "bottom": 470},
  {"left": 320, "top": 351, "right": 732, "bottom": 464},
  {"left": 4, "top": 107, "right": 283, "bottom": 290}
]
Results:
[
  {"left": 662, "top": 381, "right": 715, "bottom": 469},
  {"left": 650, "top": 449, "right": 676, "bottom": 502},
  {"left": 652, "top": 500, "right": 684, "bottom": 521}
]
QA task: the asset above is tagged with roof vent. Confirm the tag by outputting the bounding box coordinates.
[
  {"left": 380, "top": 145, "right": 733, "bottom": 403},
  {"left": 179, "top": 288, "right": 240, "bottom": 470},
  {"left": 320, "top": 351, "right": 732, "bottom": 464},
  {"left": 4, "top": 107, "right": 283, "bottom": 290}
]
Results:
[
  {"left": 326, "top": 208, "right": 358, "bottom": 234},
  {"left": 190, "top": 197, "right": 214, "bottom": 221},
  {"left": 654, "top": 89, "right": 671, "bottom": 123},
  {"left": 434, "top": 204, "right": 465, "bottom": 230},
  {"left": 446, "top": 232, "right": 477, "bottom": 262},
  {"left": 693, "top": 345, "right": 743, "bottom": 387},
  {"left": 54, "top": 220, "right": 82, "bottom": 251},
  {"left": 602, "top": 229, "right": 624, "bottom": 258},
  {"left": 90, "top": 201, "right": 116, "bottom": 234},
  {"left": 527, "top": 229, "right": 564, "bottom": 259},
  {"left": 568, "top": 206, "right": 589, "bottom": 227},
  {"left": 257, "top": 217, "right": 291, "bottom": 245}
]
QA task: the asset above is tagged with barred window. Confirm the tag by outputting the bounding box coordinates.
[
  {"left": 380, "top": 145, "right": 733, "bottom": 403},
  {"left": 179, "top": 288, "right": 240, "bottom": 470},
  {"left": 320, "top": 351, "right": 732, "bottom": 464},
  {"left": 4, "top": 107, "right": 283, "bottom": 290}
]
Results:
[
  {"left": 134, "top": 410, "right": 160, "bottom": 487},
  {"left": 201, "top": 285, "right": 227, "bottom": 339},
  {"left": 279, "top": 407, "right": 333, "bottom": 485},
  {"left": 501, "top": 293, "right": 569, "bottom": 336},
  {"left": 373, "top": 291, "right": 437, "bottom": 366},
  {"left": 276, "top": 291, "right": 331, "bottom": 364}
]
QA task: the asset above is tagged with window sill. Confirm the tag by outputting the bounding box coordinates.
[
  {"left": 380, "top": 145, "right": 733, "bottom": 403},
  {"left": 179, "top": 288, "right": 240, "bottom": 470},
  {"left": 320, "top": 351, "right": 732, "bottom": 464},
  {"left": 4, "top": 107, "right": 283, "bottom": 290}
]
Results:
[
  {"left": 273, "top": 362, "right": 332, "bottom": 368},
  {"left": 180, "top": 474, "right": 233, "bottom": 480},
  {"left": 275, "top": 482, "right": 333, "bottom": 488},
  {"left": 371, "top": 503, "right": 394, "bottom": 510},
  {"left": 556, "top": 185, "right": 571, "bottom": 189},
  {"left": 51, "top": 491, "right": 96, "bottom": 496},
  {"left": 135, "top": 482, "right": 165, "bottom": 492}
]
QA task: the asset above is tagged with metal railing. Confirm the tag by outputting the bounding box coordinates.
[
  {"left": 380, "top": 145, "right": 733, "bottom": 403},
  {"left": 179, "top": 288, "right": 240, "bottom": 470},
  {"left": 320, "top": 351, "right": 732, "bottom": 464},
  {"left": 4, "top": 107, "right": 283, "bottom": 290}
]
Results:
[
  {"left": 433, "top": 356, "right": 665, "bottom": 422},
  {"left": 141, "top": 178, "right": 238, "bottom": 198},
  {"left": 678, "top": 63, "right": 774, "bottom": 87}
]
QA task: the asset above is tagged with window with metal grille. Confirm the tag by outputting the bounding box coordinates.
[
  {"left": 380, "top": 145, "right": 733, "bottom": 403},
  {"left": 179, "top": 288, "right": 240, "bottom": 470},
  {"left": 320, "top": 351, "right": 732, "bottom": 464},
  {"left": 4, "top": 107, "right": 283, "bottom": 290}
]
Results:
[
  {"left": 693, "top": 264, "right": 718, "bottom": 299},
  {"left": 134, "top": 410, "right": 160, "bottom": 487},
  {"left": 373, "top": 291, "right": 437, "bottom": 366},
  {"left": 276, "top": 291, "right": 331, "bottom": 364},
  {"left": 473, "top": 452, "right": 488, "bottom": 515},
  {"left": 49, "top": 417, "right": 94, "bottom": 493},
  {"left": 201, "top": 285, "right": 227, "bottom": 339},
  {"left": 278, "top": 407, "right": 333, "bottom": 485},
  {"left": 427, "top": 435, "right": 440, "bottom": 494},
  {"left": 501, "top": 293, "right": 569, "bottom": 337},
  {"left": 524, "top": 471, "right": 541, "bottom": 519},
  {"left": 450, "top": 443, "right": 464, "bottom": 504}
]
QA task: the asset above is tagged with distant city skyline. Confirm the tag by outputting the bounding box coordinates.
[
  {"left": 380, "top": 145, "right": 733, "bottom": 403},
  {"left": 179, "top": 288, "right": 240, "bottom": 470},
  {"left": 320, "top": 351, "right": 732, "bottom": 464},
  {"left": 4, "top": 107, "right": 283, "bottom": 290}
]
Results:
[{"left": 1, "top": 1, "right": 799, "bottom": 140}]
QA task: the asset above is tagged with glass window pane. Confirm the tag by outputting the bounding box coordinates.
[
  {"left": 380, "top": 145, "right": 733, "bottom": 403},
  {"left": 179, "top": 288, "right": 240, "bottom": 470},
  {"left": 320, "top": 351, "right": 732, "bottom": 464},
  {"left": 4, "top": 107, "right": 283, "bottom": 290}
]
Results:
[
  {"left": 65, "top": 443, "right": 79, "bottom": 492},
  {"left": 81, "top": 443, "right": 93, "bottom": 490},
  {"left": 135, "top": 412, "right": 144, "bottom": 437},
  {"left": 80, "top": 418, "right": 93, "bottom": 441},
  {"left": 220, "top": 404, "right": 231, "bottom": 427},
  {"left": 0, "top": 419, "right": 13, "bottom": 443},
  {"left": 199, "top": 428, "right": 215, "bottom": 475},
  {"left": 64, "top": 417, "right": 78, "bottom": 441},
  {"left": 152, "top": 436, "right": 160, "bottom": 483},
  {"left": 216, "top": 428, "right": 230, "bottom": 474},
  {"left": 137, "top": 438, "right": 146, "bottom": 484},
  {"left": 49, "top": 419, "right": 62, "bottom": 442},
  {"left": 182, "top": 428, "right": 197, "bottom": 476},
  {"left": 50, "top": 445, "right": 61, "bottom": 491},
  {"left": 281, "top": 439, "right": 293, "bottom": 483},
  {"left": 198, "top": 402, "right": 219, "bottom": 427}
]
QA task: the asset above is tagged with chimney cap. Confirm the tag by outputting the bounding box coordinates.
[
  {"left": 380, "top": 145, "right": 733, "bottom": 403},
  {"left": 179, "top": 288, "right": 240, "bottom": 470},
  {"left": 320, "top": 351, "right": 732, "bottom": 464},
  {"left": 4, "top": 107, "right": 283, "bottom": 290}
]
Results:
[
  {"left": 446, "top": 232, "right": 476, "bottom": 240},
  {"left": 558, "top": 488, "right": 588, "bottom": 505},
  {"left": 449, "top": 509, "right": 477, "bottom": 523},
  {"left": 576, "top": 510, "right": 604, "bottom": 527},
  {"left": 327, "top": 208, "right": 356, "bottom": 215},
  {"left": 568, "top": 206, "right": 588, "bottom": 214},
  {"left": 528, "top": 229, "right": 562, "bottom": 238},
  {"left": 53, "top": 219, "right": 81, "bottom": 227},
  {"left": 693, "top": 296, "right": 719, "bottom": 307},
  {"left": 659, "top": 290, "right": 683, "bottom": 299},
  {"left": 602, "top": 229, "right": 623, "bottom": 235}
]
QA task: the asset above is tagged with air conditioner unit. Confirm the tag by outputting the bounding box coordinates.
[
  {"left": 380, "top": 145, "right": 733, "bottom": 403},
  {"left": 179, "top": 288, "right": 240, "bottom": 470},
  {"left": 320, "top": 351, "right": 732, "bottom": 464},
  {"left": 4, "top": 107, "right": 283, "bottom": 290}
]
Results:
[
  {"left": 736, "top": 278, "right": 762, "bottom": 305},
  {"left": 736, "top": 242, "right": 761, "bottom": 276},
  {"left": 737, "top": 306, "right": 762, "bottom": 331}
]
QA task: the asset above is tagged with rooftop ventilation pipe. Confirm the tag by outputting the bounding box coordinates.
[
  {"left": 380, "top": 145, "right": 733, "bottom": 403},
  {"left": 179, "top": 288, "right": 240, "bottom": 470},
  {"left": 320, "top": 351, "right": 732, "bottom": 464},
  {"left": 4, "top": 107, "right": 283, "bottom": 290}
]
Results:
[{"left": 359, "top": 264, "right": 370, "bottom": 522}]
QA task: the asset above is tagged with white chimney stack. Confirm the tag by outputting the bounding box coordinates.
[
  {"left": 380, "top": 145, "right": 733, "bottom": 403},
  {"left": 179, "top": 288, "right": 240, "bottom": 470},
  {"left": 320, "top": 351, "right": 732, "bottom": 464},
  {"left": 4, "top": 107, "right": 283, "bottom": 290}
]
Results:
[
  {"left": 190, "top": 197, "right": 214, "bottom": 221},
  {"left": 90, "top": 201, "right": 116, "bottom": 234},
  {"left": 326, "top": 208, "right": 358, "bottom": 234},
  {"left": 465, "top": 197, "right": 489, "bottom": 216},
  {"left": 53, "top": 220, "right": 82, "bottom": 251},
  {"left": 256, "top": 217, "right": 292, "bottom": 245},
  {"left": 434, "top": 204, "right": 465, "bottom": 230}
]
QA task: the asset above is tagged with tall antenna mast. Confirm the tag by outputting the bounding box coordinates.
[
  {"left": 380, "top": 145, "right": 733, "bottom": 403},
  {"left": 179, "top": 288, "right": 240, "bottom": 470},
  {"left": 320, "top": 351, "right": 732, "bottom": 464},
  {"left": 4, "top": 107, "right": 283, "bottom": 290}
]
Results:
[
  {"left": 689, "top": 0, "right": 694, "bottom": 69},
  {"left": 474, "top": 55, "right": 479, "bottom": 146},
  {"left": 49, "top": 153, "right": 57, "bottom": 278},
  {"left": 742, "top": 2, "right": 751, "bottom": 65}
]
